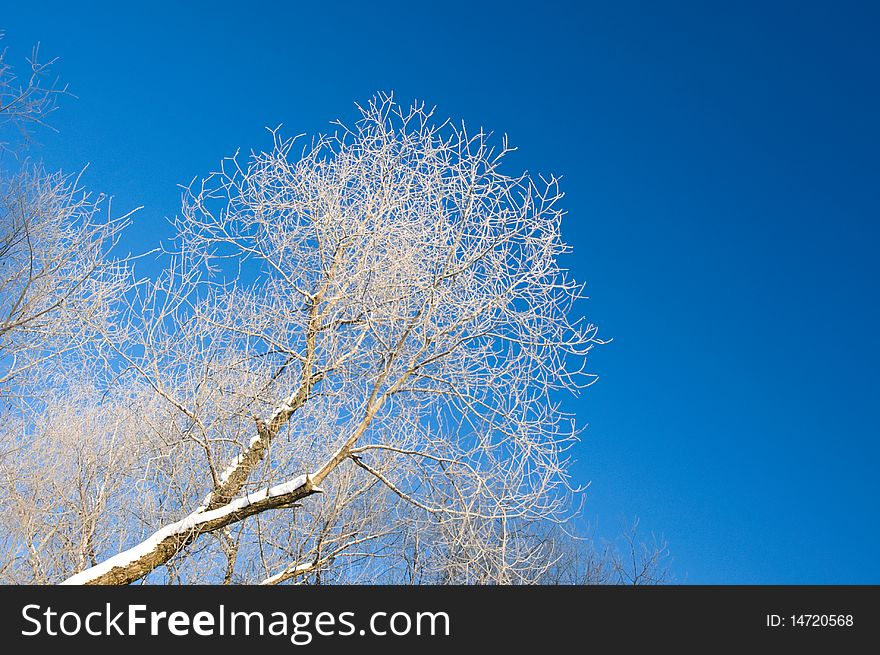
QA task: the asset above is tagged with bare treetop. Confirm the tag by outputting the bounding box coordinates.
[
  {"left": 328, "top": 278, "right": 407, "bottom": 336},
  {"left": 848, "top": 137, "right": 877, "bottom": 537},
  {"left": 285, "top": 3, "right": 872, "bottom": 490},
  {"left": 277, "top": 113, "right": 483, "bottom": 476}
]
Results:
[{"left": 0, "top": 33, "right": 68, "bottom": 155}]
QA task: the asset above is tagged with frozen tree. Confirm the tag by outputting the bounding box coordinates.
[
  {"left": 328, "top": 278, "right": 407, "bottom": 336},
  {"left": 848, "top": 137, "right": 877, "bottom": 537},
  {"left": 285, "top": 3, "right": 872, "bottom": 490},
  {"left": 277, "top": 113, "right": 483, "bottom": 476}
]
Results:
[
  {"left": 0, "top": 39, "right": 648, "bottom": 583},
  {"left": 0, "top": 38, "right": 135, "bottom": 582},
  {"left": 50, "top": 95, "right": 605, "bottom": 585},
  {"left": 0, "top": 167, "right": 132, "bottom": 391},
  {"left": 0, "top": 36, "right": 132, "bottom": 395}
]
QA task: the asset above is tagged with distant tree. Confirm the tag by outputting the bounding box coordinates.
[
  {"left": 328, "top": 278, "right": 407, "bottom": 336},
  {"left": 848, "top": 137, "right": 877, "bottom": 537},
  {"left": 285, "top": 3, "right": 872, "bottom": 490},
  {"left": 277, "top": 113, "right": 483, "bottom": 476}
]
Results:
[{"left": 538, "top": 519, "right": 672, "bottom": 585}]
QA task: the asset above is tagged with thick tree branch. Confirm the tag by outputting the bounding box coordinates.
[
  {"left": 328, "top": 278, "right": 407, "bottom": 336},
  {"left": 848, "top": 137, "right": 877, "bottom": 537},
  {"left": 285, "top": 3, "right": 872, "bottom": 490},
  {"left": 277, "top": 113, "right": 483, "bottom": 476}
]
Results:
[{"left": 62, "top": 474, "right": 322, "bottom": 585}]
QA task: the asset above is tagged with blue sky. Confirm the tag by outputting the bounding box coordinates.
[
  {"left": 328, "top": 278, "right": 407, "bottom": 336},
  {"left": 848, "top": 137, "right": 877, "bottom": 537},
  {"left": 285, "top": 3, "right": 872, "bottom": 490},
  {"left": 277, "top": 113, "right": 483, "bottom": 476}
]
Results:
[{"left": 3, "top": 1, "right": 878, "bottom": 583}]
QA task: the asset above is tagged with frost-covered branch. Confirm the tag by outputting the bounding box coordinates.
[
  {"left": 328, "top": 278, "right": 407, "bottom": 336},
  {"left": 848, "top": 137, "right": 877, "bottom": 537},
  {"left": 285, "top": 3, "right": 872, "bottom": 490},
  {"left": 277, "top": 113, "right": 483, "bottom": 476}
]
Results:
[{"left": 62, "top": 474, "right": 322, "bottom": 585}]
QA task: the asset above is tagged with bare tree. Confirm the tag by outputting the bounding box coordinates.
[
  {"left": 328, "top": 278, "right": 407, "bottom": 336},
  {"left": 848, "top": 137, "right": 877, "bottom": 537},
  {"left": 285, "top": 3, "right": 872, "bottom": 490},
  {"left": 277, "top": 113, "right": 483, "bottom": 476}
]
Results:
[
  {"left": 0, "top": 168, "right": 133, "bottom": 391},
  {"left": 538, "top": 519, "right": 672, "bottom": 585},
  {"left": 48, "top": 95, "right": 605, "bottom": 585},
  {"left": 0, "top": 38, "right": 136, "bottom": 582},
  {"left": 0, "top": 38, "right": 133, "bottom": 395},
  {"left": 0, "top": 49, "right": 659, "bottom": 584}
]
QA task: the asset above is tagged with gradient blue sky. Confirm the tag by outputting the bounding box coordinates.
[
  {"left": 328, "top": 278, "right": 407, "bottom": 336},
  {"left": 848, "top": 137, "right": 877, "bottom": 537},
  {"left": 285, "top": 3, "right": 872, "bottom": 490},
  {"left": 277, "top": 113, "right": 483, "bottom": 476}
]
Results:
[{"left": 3, "top": 1, "right": 878, "bottom": 583}]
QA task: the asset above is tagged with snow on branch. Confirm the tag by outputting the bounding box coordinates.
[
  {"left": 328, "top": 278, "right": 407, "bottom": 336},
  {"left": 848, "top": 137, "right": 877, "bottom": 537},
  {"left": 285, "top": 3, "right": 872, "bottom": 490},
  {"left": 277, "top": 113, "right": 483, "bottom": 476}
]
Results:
[{"left": 62, "top": 474, "right": 321, "bottom": 585}]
